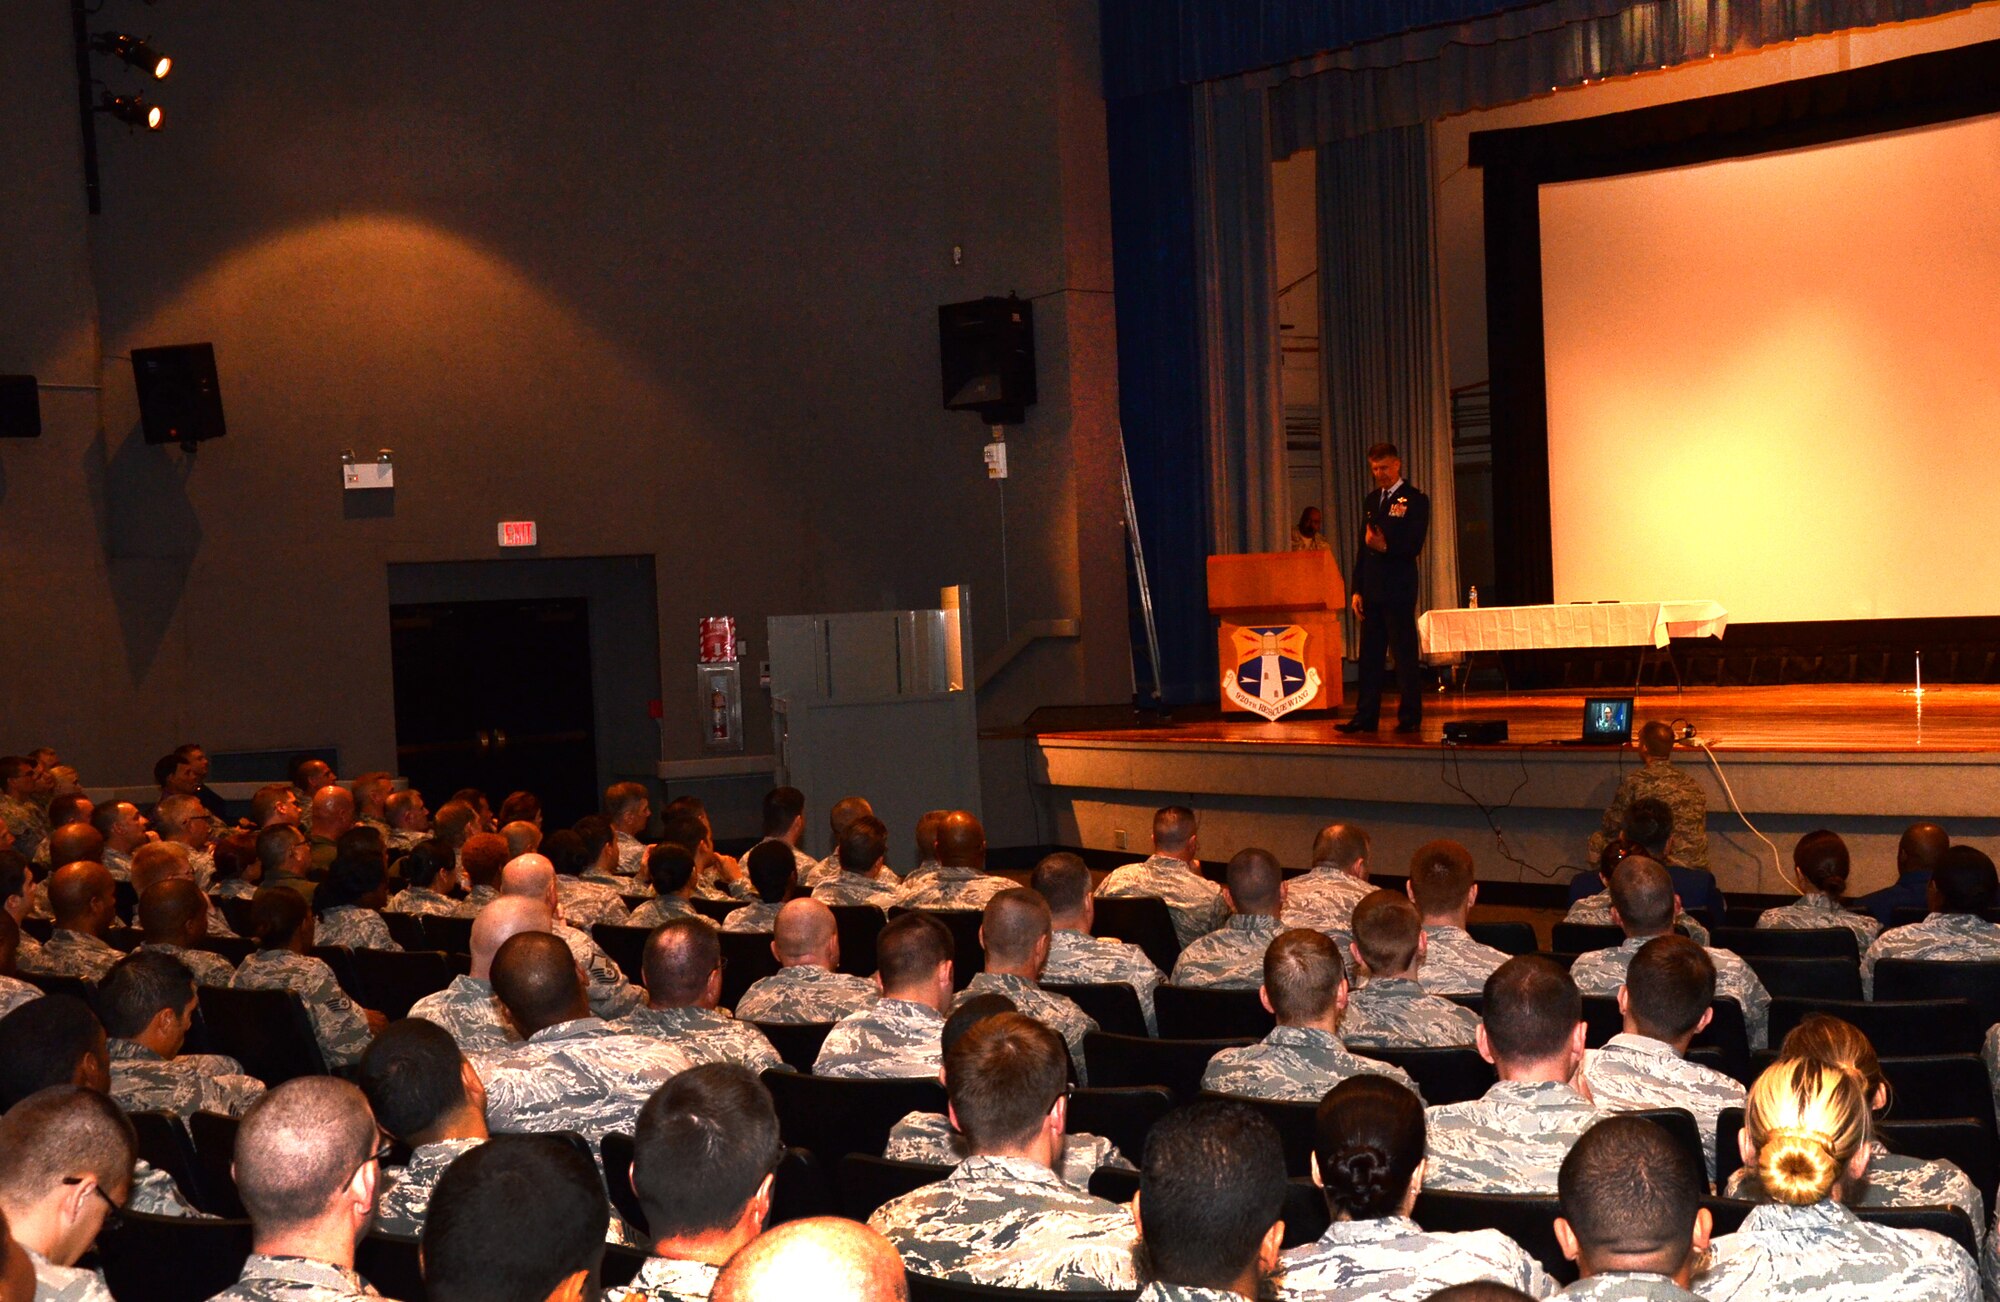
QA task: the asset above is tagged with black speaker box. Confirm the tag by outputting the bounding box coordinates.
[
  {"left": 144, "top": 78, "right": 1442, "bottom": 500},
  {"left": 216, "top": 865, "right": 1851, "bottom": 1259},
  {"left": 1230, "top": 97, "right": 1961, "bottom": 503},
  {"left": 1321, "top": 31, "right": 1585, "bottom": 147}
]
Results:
[
  {"left": 0, "top": 376, "right": 39, "bottom": 439},
  {"left": 132, "top": 343, "right": 227, "bottom": 446},
  {"left": 1443, "top": 719, "right": 1510, "bottom": 745},
  {"left": 938, "top": 296, "right": 1036, "bottom": 425}
]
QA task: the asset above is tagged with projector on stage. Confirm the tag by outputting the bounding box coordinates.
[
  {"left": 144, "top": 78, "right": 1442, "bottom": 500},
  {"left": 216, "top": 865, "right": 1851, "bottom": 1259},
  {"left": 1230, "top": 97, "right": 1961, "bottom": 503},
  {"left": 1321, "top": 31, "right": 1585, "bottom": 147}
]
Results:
[{"left": 1443, "top": 719, "right": 1510, "bottom": 745}]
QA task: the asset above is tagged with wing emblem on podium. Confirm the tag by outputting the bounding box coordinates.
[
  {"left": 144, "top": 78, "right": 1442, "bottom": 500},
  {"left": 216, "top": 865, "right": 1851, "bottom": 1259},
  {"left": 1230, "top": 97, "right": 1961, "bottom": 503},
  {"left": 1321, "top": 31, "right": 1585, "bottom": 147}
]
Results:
[{"left": 1222, "top": 624, "right": 1321, "bottom": 720}]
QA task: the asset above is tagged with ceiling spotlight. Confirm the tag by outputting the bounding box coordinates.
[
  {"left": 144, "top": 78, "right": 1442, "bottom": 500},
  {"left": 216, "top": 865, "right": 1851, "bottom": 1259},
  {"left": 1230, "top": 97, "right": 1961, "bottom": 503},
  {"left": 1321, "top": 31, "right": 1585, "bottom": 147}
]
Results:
[
  {"left": 92, "top": 33, "right": 172, "bottom": 80},
  {"left": 97, "top": 93, "right": 164, "bottom": 131}
]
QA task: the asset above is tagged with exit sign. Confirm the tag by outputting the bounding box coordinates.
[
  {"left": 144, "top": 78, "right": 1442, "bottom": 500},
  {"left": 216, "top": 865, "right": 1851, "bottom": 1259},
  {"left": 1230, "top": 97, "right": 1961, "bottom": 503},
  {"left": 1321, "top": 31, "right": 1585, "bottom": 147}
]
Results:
[{"left": 497, "top": 520, "right": 538, "bottom": 548}]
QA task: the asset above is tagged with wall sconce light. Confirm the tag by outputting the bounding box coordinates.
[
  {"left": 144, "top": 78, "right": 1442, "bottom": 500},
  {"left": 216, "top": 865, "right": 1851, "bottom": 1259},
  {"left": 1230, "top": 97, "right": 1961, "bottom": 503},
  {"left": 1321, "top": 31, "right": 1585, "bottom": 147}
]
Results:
[{"left": 341, "top": 449, "right": 396, "bottom": 490}]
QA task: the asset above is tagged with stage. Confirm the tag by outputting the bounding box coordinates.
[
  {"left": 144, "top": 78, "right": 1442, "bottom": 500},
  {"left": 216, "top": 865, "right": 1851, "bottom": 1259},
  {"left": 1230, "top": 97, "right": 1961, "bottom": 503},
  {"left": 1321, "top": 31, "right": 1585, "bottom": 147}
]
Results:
[{"left": 1013, "top": 685, "right": 2000, "bottom": 901}]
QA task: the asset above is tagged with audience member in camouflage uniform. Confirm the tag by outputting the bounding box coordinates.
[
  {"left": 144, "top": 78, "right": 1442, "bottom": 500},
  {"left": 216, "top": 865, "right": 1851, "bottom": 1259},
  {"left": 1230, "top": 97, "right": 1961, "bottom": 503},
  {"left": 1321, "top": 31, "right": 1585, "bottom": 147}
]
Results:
[
  {"left": 617, "top": 918, "right": 783, "bottom": 1073},
  {"left": 1342, "top": 890, "right": 1479, "bottom": 1049},
  {"left": 610, "top": 1064, "right": 786, "bottom": 1302},
  {"left": 152, "top": 793, "right": 218, "bottom": 893},
  {"left": 0, "top": 756, "right": 52, "bottom": 864},
  {"left": 477, "top": 930, "right": 696, "bottom": 1139},
  {"left": 1282, "top": 822, "right": 1376, "bottom": 941},
  {"left": 1569, "top": 858, "right": 1768, "bottom": 1049},
  {"left": 1131, "top": 1101, "right": 1289, "bottom": 1302},
  {"left": 810, "top": 813, "right": 900, "bottom": 907},
  {"left": 734, "top": 786, "right": 818, "bottom": 889},
  {"left": 1203, "top": 929, "right": 1419, "bottom": 1103},
  {"left": 816, "top": 912, "right": 956, "bottom": 1078},
  {"left": 1094, "top": 806, "right": 1228, "bottom": 948},
  {"left": 1425, "top": 956, "right": 1602, "bottom": 1194},
  {"left": 383, "top": 787, "right": 431, "bottom": 854},
  {"left": 21, "top": 861, "right": 121, "bottom": 983},
  {"left": 658, "top": 804, "right": 755, "bottom": 904},
  {"left": 869, "top": 1014, "right": 1138, "bottom": 1291},
  {"left": 499, "top": 851, "right": 642, "bottom": 1018},
  {"left": 1755, "top": 830, "right": 1879, "bottom": 944},
  {"left": 1407, "top": 840, "right": 1514, "bottom": 996},
  {"left": 0, "top": 958, "right": 34, "bottom": 1020},
  {"left": 802, "top": 796, "right": 884, "bottom": 890},
  {"left": 1724, "top": 1012, "right": 1983, "bottom": 1228},
  {"left": 1553, "top": 1115, "right": 1710, "bottom": 1302},
  {"left": 892, "top": 812, "right": 1014, "bottom": 912},
  {"left": 231, "top": 888, "right": 382, "bottom": 1068},
  {"left": 546, "top": 827, "right": 634, "bottom": 928},
  {"left": 130, "top": 840, "right": 235, "bottom": 942},
  {"left": 137, "top": 880, "right": 236, "bottom": 986},
  {"left": 1861, "top": 844, "right": 2000, "bottom": 997},
  {"left": 386, "top": 836, "right": 473, "bottom": 918},
  {"left": 1587, "top": 723, "right": 1710, "bottom": 870},
  {"left": 408, "top": 896, "right": 555, "bottom": 1054},
  {"left": 710, "top": 1217, "right": 910, "bottom": 1301},
  {"left": 0, "top": 1086, "right": 130, "bottom": 1302},
  {"left": 1, "top": 851, "right": 42, "bottom": 971},
  {"left": 949, "top": 889, "right": 1098, "bottom": 1080},
  {"left": 94, "top": 801, "right": 151, "bottom": 884},
  {"left": 1030, "top": 852, "right": 1161, "bottom": 1034},
  {"left": 1273, "top": 1075, "right": 1553, "bottom": 1302},
  {"left": 720, "top": 843, "right": 793, "bottom": 935},
  {"left": 630, "top": 841, "right": 702, "bottom": 929},
  {"left": 602, "top": 782, "right": 653, "bottom": 878},
  {"left": 1564, "top": 886, "right": 1711, "bottom": 947},
  {"left": 99, "top": 951, "right": 263, "bottom": 1118},
  {"left": 208, "top": 1077, "right": 391, "bottom": 1302},
  {"left": 1172, "top": 848, "right": 1287, "bottom": 991},
  {"left": 1697, "top": 1056, "right": 1980, "bottom": 1302},
  {"left": 733, "top": 899, "right": 877, "bottom": 1025},
  {"left": 1577, "top": 937, "right": 1744, "bottom": 1179}
]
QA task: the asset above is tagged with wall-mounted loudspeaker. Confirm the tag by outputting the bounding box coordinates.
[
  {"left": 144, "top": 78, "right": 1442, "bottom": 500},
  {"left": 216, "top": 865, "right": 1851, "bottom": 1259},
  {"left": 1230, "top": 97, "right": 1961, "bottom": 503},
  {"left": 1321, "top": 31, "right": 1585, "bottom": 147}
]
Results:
[
  {"left": 132, "top": 343, "right": 226, "bottom": 446},
  {"left": 938, "top": 296, "right": 1036, "bottom": 426},
  {"left": 0, "top": 376, "right": 39, "bottom": 439}
]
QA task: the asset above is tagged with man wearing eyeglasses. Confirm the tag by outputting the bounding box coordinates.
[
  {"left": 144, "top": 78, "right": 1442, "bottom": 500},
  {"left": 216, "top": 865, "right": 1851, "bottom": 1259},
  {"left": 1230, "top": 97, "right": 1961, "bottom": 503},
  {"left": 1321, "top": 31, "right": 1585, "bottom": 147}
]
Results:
[
  {"left": 209, "top": 1077, "right": 390, "bottom": 1302},
  {"left": 0, "top": 1085, "right": 134, "bottom": 1302},
  {"left": 153, "top": 795, "right": 218, "bottom": 894}
]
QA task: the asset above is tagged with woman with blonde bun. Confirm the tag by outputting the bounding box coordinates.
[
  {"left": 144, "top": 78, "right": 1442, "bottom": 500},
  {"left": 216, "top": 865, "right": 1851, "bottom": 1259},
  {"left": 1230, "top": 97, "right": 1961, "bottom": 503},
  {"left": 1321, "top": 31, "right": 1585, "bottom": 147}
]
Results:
[
  {"left": 1695, "top": 1058, "right": 1978, "bottom": 1301},
  {"left": 1725, "top": 1016, "right": 1981, "bottom": 1227}
]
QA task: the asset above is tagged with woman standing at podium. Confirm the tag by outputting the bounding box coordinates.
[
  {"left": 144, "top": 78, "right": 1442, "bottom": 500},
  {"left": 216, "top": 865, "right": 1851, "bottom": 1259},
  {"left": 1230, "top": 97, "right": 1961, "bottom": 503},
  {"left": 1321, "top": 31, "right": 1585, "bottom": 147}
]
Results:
[{"left": 1338, "top": 442, "right": 1430, "bottom": 735}]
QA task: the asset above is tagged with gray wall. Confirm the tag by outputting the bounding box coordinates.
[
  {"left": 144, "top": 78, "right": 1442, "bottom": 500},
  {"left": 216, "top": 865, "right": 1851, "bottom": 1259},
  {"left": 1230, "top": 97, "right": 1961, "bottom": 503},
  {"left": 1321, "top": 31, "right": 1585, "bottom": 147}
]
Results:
[{"left": 0, "top": 1, "right": 1129, "bottom": 792}]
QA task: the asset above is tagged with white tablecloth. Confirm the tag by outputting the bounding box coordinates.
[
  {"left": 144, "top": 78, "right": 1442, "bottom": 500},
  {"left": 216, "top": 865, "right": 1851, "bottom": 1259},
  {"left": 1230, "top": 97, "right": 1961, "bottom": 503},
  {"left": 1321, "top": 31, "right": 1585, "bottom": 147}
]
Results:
[{"left": 1418, "top": 600, "right": 1729, "bottom": 655}]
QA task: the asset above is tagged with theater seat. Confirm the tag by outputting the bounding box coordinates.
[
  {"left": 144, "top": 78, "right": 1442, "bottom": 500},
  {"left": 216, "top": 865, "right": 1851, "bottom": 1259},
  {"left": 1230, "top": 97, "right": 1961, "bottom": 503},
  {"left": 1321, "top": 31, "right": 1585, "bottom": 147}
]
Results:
[
  {"left": 1090, "top": 897, "right": 1182, "bottom": 972},
  {"left": 837, "top": 1154, "right": 952, "bottom": 1221},
  {"left": 355, "top": 1233, "right": 427, "bottom": 1302},
  {"left": 1041, "top": 982, "right": 1148, "bottom": 1038},
  {"left": 762, "top": 1069, "right": 946, "bottom": 1169},
  {"left": 196, "top": 986, "right": 327, "bottom": 1085},
  {"left": 1767, "top": 997, "right": 1976, "bottom": 1056},
  {"left": 829, "top": 905, "right": 885, "bottom": 977},
  {"left": 379, "top": 912, "right": 429, "bottom": 951},
  {"left": 1412, "top": 1190, "right": 1573, "bottom": 1284},
  {"left": 1366, "top": 1046, "right": 1496, "bottom": 1106},
  {"left": 1089, "top": 1167, "right": 1330, "bottom": 1249},
  {"left": 591, "top": 924, "right": 649, "bottom": 984},
  {"left": 1066, "top": 1086, "right": 1173, "bottom": 1165},
  {"left": 749, "top": 1020, "right": 836, "bottom": 1073},
  {"left": 1153, "top": 985, "right": 1273, "bottom": 1040},
  {"left": 96, "top": 1210, "right": 252, "bottom": 1302},
  {"left": 1082, "top": 1032, "right": 1253, "bottom": 1104},
  {"left": 1873, "top": 960, "right": 2000, "bottom": 1026},
  {"left": 1467, "top": 922, "right": 1537, "bottom": 956},
  {"left": 128, "top": 1111, "right": 213, "bottom": 1216},
  {"left": 347, "top": 948, "right": 456, "bottom": 1019},
  {"left": 1711, "top": 926, "right": 1860, "bottom": 961},
  {"left": 1200, "top": 1091, "right": 1316, "bottom": 1177},
  {"left": 188, "top": 1110, "right": 246, "bottom": 1219}
]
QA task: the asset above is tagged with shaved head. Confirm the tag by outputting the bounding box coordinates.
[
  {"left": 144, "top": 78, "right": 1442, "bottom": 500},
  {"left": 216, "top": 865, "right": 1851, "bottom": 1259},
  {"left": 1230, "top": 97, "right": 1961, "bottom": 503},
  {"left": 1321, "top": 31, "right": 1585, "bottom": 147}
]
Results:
[
  {"left": 935, "top": 811, "right": 985, "bottom": 868},
  {"left": 233, "top": 1077, "right": 376, "bottom": 1231},
  {"left": 1225, "top": 847, "right": 1282, "bottom": 913},
  {"left": 1899, "top": 821, "right": 1950, "bottom": 875},
  {"left": 774, "top": 899, "right": 837, "bottom": 965},
  {"left": 499, "top": 853, "right": 556, "bottom": 902},
  {"left": 713, "top": 1217, "right": 907, "bottom": 1302},
  {"left": 47, "top": 824, "right": 103, "bottom": 868},
  {"left": 138, "top": 878, "right": 210, "bottom": 946},
  {"left": 980, "top": 889, "right": 1051, "bottom": 968},
  {"left": 490, "top": 931, "right": 588, "bottom": 1035},
  {"left": 1609, "top": 857, "right": 1675, "bottom": 936},
  {"left": 471, "top": 897, "right": 553, "bottom": 980},
  {"left": 130, "top": 841, "right": 191, "bottom": 894},
  {"left": 828, "top": 797, "right": 875, "bottom": 841},
  {"left": 643, "top": 918, "right": 721, "bottom": 1008},
  {"left": 308, "top": 785, "right": 355, "bottom": 834},
  {"left": 48, "top": 862, "right": 114, "bottom": 931},
  {"left": 500, "top": 822, "right": 541, "bottom": 858},
  {"left": 0, "top": 1086, "right": 135, "bottom": 1210}
]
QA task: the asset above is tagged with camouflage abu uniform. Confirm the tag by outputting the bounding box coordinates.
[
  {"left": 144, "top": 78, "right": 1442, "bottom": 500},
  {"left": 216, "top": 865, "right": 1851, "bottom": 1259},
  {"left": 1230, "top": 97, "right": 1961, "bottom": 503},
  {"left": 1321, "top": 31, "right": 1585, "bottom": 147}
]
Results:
[
  {"left": 129, "top": 1160, "right": 203, "bottom": 1218},
  {"left": 811, "top": 870, "right": 899, "bottom": 908},
  {"left": 206, "top": 1253, "right": 381, "bottom": 1301},
  {"left": 868, "top": 1152, "right": 1139, "bottom": 1291},
  {"left": 1563, "top": 892, "right": 1711, "bottom": 946},
  {"left": 408, "top": 975, "right": 517, "bottom": 1054},
  {"left": 883, "top": 1112, "right": 1132, "bottom": 1187},
  {"left": 1579, "top": 1033, "right": 1744, "bottom": 1178},
  {"left": 0, "top": 973, "right": 37, "bottom": 1018},
  {"left": 0, "top": 794, "right": 50, "bottom": 864},
  {"left": 231, "top": 949, "right": 374, "bottom": 1068},
  {"left": 1725, "top": 1139, "right": 1983, "bottom": 1230},
  {"left": 1282, "top": 868, "right": 1374, "bottom": 942},
  {"left": 1418, "top": 926, "right": 1512, "bottom": 997},
  {"left": 1570, "top": 937, "right": 1769, "bottom": 1050},
  {"left": 1984, "top": 1024, "right": 2000, "bottom": 1141},
  {"left": 1169, "top": 914, "right": 1284, "bottom": 990},
  {"left": 376, "top": 1136, "right": 642, "bottom": 1247},
  {"left": 1424, "top": 1080, "right": 1602, "bottom": 1194},
  {"left": 1094, "top": 856, "right": 1228, "bottom": 948},
  {"left": 1041, "top": 929, "right": 1161, "bottom": 1035},
  {"left": 556, "top": 876, "right": 632, "bottom": 929},
  {"left": 1557, "top": 1273, "right": 1703, "bottom": 1302},
  {"left": 1694, "top": 1200, "right": 1978, "bottom": 1302},
  {"left": 893, "top": 867, "right": 1016, "bottom": 913},
  {"left": 1587, "top": 761, "right": 1710, "bottom": 870},
  {"left": 1341, "top": 976, "right": 1479, "bottom": 1049},
  {"left": 1136, "top": 1286, "right": 1241, "bottom": 1302},
  {"left": 616, "top": 1005, "right": 784, "bottom": 1073},
  {"left": 1861, "top": 911, "right": 2000, "bottom": 997},
  {"left": 476, "top": 1017, "right": 696, "bottom": 1141},
  {"left": 628, "top": 894, "right": 697, "bottom": 928},
  {"left": 386, "top": 886, "right": 470, "bottom": 919},
  {"left": 606, "top": 1256, "right": 722, "bottom": 1302},
  {"left": 139, "top": 941, "right": 235, "bottom": 987},
  {"left": 107, "top": 1038, "right": 263, "bottom": 1118},
  {"left": 103, "top": 847, "right": 133, "bottom": 882},
  {"left": 953, "top": 973, "right": 1097, "bottom": 1084},
  {"left": 314, "top": 906, "right": 401, "bottom": 952},
  {"left": 1201, "top": 1025, "right": 1420, "bottom": 1103},
  {"left": 814, "top": 998, "right": 946, "bottom": 1078},
  {"left": 26, "top": 1248, "right": 113, "bottom": 1302},
  {"left": 1755, "top": 892, "right": 1878, "bottom": 944},
  {"left": 552, "top": 920, "right": 644, "bottom": 1019},
  {"left": 614, "top": 830, "right": 649, "bottom": 879},
  {"left": 733, "top": 964, "right": 877, "bottom": 1024},
  {"left": 720, "top": 901, "right": 779, "bottom": 933},
  {"left": 1271, "top": 1214, "right": 1556, "bottom": 1302},
  {"left": 22, "top": 928, "right": 121, "bottom": 982}
]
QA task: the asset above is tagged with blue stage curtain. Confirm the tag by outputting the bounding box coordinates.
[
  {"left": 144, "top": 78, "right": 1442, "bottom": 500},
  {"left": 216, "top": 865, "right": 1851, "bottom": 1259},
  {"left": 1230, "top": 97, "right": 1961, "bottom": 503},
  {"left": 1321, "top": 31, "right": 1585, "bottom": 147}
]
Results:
[
  {"left": 1193, "top": 78, "right": 1289, "bottom": 557},
  {"left": 1317, "top": 124, "right": 1461, "bottom": 636}
]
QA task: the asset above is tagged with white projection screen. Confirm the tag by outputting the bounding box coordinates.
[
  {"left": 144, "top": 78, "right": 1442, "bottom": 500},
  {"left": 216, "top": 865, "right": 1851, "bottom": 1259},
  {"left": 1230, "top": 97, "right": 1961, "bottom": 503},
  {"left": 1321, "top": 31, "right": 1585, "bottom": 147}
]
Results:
[{"left": 1539, "top": 112, "right": 2000, "bottom": 624}]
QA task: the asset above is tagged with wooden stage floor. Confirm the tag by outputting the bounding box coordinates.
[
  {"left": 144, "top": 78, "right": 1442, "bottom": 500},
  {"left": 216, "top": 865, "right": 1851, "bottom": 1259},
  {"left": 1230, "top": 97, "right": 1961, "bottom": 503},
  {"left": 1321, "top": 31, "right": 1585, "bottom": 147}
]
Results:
[{"left": 1024, "top": 684, "right": 2000, "bottom": 754}]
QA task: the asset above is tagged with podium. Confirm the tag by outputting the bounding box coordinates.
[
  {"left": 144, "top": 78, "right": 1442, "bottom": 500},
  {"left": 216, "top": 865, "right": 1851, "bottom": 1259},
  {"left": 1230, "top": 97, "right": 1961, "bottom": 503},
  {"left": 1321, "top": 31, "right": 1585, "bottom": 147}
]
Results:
[{"left": 1207, "top": 550, "right": 1346, "bottom": 717}]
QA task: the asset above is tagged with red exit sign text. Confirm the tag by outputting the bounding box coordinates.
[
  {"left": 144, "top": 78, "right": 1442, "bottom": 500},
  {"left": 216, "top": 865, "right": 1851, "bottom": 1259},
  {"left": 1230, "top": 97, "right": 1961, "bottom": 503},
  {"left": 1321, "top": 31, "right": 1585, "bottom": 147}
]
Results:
[{"left": 497, "top": 521, "right": 538, "bottom": 548}]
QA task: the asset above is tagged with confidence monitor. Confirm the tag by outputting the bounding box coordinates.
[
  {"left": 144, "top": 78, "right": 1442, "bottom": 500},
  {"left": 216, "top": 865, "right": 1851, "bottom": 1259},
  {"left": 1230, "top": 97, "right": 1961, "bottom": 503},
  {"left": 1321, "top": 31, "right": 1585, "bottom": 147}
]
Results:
[{"left": 132, "top": 343, "right": 227, "bottom": 447}]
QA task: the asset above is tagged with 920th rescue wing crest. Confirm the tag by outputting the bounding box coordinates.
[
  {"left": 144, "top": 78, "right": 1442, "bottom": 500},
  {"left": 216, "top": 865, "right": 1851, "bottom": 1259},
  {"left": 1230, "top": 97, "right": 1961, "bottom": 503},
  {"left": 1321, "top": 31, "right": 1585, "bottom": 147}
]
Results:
[{"left": 1221, "top": 624, "right": 1321, "bottom": 720}]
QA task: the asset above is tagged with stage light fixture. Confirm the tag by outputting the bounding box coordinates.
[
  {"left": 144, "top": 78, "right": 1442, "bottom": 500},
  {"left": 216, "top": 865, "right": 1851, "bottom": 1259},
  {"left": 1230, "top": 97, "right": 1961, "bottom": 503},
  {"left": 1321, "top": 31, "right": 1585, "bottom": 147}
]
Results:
[
  {"left": 98, "top": 93, "right": 164, "bottom": 131},
  {"left": 92, "top": 32, "right": 172, "bottom": 80}
]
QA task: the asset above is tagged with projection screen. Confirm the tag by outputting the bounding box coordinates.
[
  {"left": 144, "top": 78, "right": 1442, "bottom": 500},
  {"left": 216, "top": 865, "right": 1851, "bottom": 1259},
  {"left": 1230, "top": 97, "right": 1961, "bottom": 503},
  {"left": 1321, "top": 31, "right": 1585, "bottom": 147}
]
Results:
[{"left": 1538, "top": 111, "right": 2000, "bottom": 624}]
